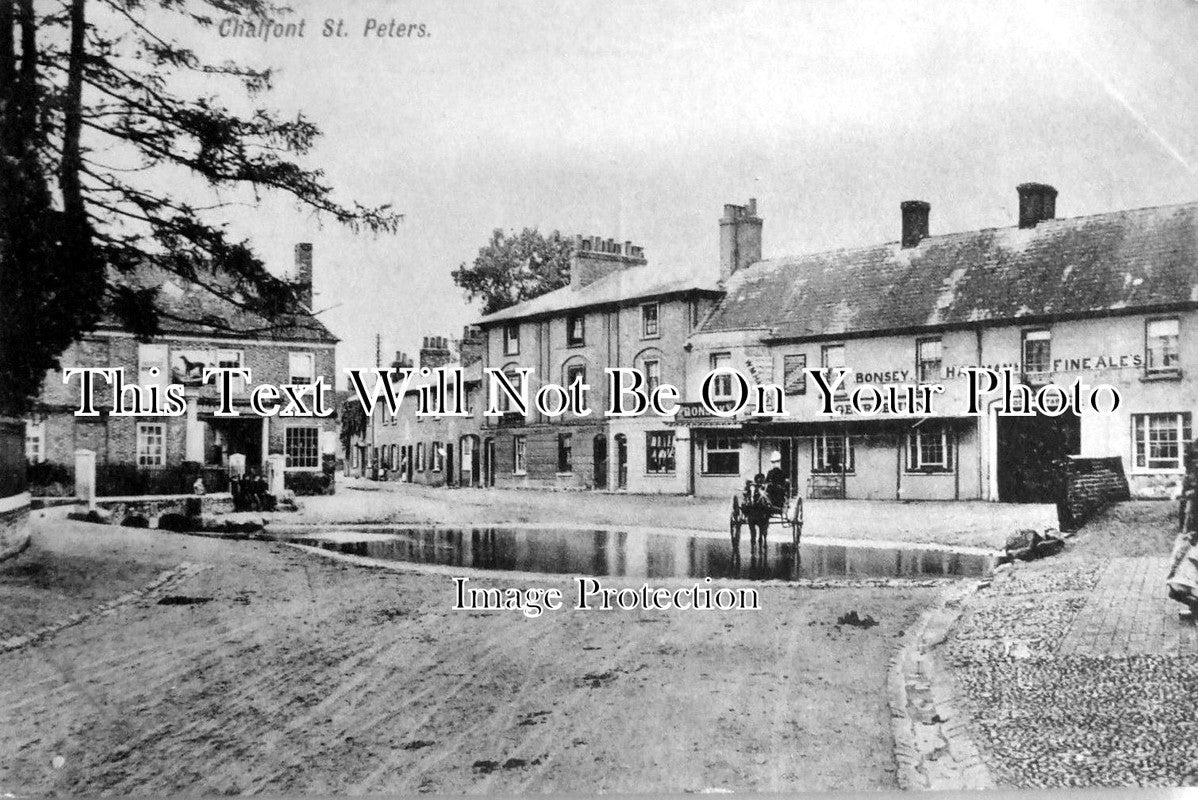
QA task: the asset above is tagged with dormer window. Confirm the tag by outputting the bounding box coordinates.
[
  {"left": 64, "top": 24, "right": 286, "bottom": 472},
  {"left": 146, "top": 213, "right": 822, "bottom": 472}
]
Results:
[{"left": 567, "top": 313, "right": 585, "bottom": 347}]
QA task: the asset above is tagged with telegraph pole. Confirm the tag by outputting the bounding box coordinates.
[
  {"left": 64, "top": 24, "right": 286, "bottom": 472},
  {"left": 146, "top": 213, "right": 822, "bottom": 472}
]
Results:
[{"left": 370, "top": 333, "right": 380, "bottom": 478}]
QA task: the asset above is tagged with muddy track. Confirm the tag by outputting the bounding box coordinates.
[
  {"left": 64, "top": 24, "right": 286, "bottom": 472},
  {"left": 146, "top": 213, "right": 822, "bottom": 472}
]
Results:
[{"left": 1, "top": 524, "right": 938, "bottom": 795}]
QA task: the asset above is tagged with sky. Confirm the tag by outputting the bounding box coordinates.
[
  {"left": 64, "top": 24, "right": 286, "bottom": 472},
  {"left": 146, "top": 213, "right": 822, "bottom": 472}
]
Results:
[{"left": 154, "top": 0, "right": 1198, "bottom": 382}]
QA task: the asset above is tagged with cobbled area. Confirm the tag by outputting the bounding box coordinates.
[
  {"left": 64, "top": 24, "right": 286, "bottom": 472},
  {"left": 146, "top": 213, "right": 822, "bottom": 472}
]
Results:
[{"left": 945, "top": 563, "right": 1198, "bottom": 787}]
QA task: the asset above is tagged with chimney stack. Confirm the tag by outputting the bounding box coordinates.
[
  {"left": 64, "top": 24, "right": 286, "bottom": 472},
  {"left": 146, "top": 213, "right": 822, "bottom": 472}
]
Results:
[
  {"left": 293, "top": 243, "right": 313, "bottom": 307},
  {"left": 900, "top": 200, "right": 930, "bottom": 248},
  {"left": 419, "top": 335, "right": 453, "bottom": 370},
  {"left": 388, "top": 350, "right": 413, "bottom": 381},
  {"left": 1017, "top": 183, "right": 1057, "bottom": 228},
  {"left": 459, "top": 325, "right": 484, "bottom": 366},
  {"left": 719, "top": 198, "right": 762, "bottom": 282},
  {"left": 569, "top": 234, "right": 647, "bottom": 289}
]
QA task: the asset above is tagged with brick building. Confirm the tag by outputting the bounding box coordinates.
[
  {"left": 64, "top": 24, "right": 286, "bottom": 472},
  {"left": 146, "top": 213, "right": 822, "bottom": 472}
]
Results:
[
  {"left": 475, "top": 235, "right": 722, "bottom": 492},
  {"left": 683, "top": 187, "right": 1198, "bottom": 501},
  {"left": 25, "top": 244, "right": 339, "bottom": 494},
  {"left": 348, "top": 331, "right": 487, "bottom": 487}
]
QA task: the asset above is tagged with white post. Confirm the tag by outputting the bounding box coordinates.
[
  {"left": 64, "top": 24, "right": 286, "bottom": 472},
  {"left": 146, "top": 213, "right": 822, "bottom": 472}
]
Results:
[
  {"left": 74, "top": 448, "right": 96, "bottom": 509},
  {"left": 184, "top": 398, "right": 204, "bottom": 463},
  {"left": 266, "top": 453, "right": 286, "bottom": 496}
]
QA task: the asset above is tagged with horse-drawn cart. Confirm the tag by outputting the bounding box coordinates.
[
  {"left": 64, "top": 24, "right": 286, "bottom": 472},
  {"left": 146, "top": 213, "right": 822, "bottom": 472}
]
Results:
[{"left": 730, "top": 480, "right": 804, "bottom": 555}]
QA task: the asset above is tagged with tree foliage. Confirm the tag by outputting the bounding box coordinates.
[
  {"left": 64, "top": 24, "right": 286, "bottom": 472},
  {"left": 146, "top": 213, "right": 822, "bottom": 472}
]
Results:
[
  {"left": 339, "top": 396, "right": 367, "bottom": 459},
  {"left": 451, "top": 228, "right": 573, "bottom": 315},
  {"left": 0, "top": 0, "right": 401, "bottom": 415}
]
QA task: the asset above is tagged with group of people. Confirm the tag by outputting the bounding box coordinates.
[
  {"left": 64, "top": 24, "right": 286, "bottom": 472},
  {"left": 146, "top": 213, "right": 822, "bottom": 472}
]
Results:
[
  {"left": 733, "top": 450, "right": 803, "bottom": 555},
  {"left": 230, "top": 471, "right": 276, "bottom": 512}
]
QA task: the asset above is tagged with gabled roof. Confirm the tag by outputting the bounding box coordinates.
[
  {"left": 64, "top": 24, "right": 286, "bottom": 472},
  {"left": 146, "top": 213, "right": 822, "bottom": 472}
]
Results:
[
  {"left": 97, "top": 266, "right": 338, "bottom": 344},
  {"left": 701, "top": 201, "right": 1198, "bottom": 340},
  {"left": 479, "top": 265, "right": 720, "bottom": 325}
]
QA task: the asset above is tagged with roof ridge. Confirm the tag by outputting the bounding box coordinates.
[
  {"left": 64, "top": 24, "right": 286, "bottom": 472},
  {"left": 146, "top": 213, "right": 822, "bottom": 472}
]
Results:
[{"left": 748, "top": 197, "right": 1198, "bottom": 270}]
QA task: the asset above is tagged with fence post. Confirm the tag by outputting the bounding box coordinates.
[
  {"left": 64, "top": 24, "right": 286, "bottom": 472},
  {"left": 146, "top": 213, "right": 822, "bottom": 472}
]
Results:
[{"left": 74, "top": 449, "right": 97, "bottom": 509}]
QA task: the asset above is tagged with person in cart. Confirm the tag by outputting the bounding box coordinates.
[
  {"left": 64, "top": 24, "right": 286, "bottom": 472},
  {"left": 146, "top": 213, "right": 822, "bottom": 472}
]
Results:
[{"left": 764, "top": 451, "right": 787, "bottom": 510}]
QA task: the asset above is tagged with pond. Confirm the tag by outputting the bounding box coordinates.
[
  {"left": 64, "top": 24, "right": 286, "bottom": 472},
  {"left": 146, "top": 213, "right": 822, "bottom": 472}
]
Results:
[{"left": 276, "top": 526, "right": 993, "bottom": 581}]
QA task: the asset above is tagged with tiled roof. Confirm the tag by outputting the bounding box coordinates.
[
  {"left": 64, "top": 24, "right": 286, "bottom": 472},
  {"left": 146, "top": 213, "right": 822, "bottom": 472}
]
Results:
[
  {"left": 479, "top": 265, "right": 720, "bottom": 325},
  {"left": 98, "top": 267, "right": 338, "bottom": 343},
  {"left": 702, "top": 202, "right": 1198, "bottom": 339}
]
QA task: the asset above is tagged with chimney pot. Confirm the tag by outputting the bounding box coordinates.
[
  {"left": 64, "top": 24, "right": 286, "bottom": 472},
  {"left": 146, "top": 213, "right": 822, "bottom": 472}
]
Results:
[
  {"left": 1017, "top": 183, "right": 1057, "bottom": 228},
  {"left": 900, "top": 200, "right": 931, "bottom": 248}
]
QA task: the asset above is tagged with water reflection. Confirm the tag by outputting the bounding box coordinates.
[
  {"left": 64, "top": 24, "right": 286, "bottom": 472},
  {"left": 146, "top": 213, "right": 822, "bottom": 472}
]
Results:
[{"left": 282, "top": 526, "right": 991, "bottom": 582}]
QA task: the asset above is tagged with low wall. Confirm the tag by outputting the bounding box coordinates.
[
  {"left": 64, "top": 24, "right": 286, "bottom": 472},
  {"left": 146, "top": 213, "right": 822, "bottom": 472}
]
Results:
[
  {"left": 92, "top": 493, "right": 234, "bottom": 521},
  {"left": 1062, "top": 456, "right": 1130, "bottom": 530}
]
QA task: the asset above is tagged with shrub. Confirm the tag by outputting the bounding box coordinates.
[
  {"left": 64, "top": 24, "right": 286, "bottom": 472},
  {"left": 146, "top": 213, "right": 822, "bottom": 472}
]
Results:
[
  {"left": 284, "top": 471, "right": 334, "bottom": 496},
  {"left": 27, "top": 461, "right": 73, "bottom": 496}
]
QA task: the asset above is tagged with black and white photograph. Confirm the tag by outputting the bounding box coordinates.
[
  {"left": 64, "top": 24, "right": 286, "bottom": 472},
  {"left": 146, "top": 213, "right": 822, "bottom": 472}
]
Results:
[{"left": 2, "top": 0, "right": 1198, "bottom": 794}]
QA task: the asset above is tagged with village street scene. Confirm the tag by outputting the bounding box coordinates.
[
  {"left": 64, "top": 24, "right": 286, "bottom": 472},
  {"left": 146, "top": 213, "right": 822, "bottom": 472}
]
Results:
[{"left": 4, "top": 0, "right": 1198, "bottom": 796}]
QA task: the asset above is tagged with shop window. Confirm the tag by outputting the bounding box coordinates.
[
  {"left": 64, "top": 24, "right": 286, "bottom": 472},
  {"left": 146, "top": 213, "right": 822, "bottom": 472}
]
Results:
[
  {"left": 783, "top": 354, "right": 807, "bottom": 395},
  {"left": 567, "top": 314, "right": 586, "bottom": 347},
  {"left": 916, "top": 338, "right": 941, "bottom": 383},
  {"left": 504, "top": 324, "right": 520, "bottom": 355},
  {"left": 646, "top": 431, "right": 676, "bottom": 474},
  {"left": 1022, "top": 329, "right": 1051, "bottom": 375},
  {"left": 1132, "top": 413, "right": 1191, "bottom": 472},
  {"left": 136, "top": 422, "right": 165, "bottom": 467},
  {"left": 641, "top": 302, "right": 660, "bottom": 338},
  {"left": 1146, "top": 318, "right": 1180, "bottom": 375},
  {"left": 416, "top": 442, "right": 425, "bottom": 472},
  {"left": 288, "top": 352, "right": 315, "bottom": 385},
  {"left": 710, "top": 352, "right": 734, "bottom": 400},
  {"left": 513, "top": 435, "right": 527, "bottom": 474},
  {"left": 285, "top": 426, "right": 320, "bottom": 469},
  {"left": 557, "top": 433, "right": 573, "bottom": 473},
  {"left": 812, "top": 433, "right": 853, "bottom": 473},
  {"left": 643, "top": 359, "right": 661, "bottom": 393},
  {"left": 25, "top": 420, "right": 45, "bottom": 463},
  {"left": 906, "top": 426, "right": 954, "bottom": 473},
  {"left": 702, "top": 436, "right": 740, "bottom": 475}
]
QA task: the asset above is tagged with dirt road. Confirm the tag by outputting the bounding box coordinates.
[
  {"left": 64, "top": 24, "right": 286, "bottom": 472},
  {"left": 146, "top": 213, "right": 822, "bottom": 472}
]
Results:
[{"left": 1, "top": 519, "right": 939, "bottom": 794}]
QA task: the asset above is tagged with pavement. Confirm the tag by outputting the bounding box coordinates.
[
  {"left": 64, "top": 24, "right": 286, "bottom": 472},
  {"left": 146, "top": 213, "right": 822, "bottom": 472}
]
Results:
[
  {"left": 1058, "top": 556, "right": 1198, "bottom": 657},
  {"left": 941, "top": 501, "right": 1198, "bottom": 788}
]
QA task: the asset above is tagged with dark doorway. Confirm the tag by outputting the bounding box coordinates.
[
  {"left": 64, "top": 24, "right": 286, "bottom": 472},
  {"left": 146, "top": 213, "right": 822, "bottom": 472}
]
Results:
[
  {"left": 446, "top": 444, "right": 455, "bottom": 487},
  {"left": 615, "top": 434, "right": 628, "bottom": 490},
  {"left": 996, "top": 413, "right": 1080, "bottom": 502},
  {"left": 405, "top": 445, "right": 414, "bottom": 482},
  {"left": 203, "top": 417, "right": 262, "bottom": 469},
  {"left": 593, "top": 435, "right": 608, "bottom": 489},
  {"left": 484, "top": 438, "right": 496, "bottom": 487}
]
